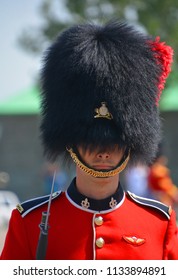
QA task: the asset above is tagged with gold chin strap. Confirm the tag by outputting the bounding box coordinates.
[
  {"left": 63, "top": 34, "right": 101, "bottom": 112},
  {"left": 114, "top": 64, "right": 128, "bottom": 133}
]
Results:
[{"left": 67, "top": 148, "right": 130, "bottom": 178}]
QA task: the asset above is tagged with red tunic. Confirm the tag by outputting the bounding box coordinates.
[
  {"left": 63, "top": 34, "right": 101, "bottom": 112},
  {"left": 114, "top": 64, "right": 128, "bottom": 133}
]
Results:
[{"left": 1, "top": 180, "right": 178, "bottom": 260}]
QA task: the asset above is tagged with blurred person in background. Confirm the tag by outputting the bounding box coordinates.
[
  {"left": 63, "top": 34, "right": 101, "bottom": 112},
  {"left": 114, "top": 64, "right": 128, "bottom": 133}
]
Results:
[
  {"left": 1, "top": 20, "right": 178, "bottom": 260},
  {"left": 0, "top": 172, "right": 19, "bottom": 228},
  {"left": 148, "top": 143, "right": 178, "bottom": 207},
  {"left": 42, "top": 162, "right": 68, "bottom": 194},
  {"left": 125, "top": 163, "right": 155, "bottom": 199}
]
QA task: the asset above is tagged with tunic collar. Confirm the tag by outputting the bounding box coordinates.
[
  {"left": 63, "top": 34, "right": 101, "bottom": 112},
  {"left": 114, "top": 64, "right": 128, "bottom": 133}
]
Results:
[{"left": 66, "top": 178, "right": 124, "bottom": 211}]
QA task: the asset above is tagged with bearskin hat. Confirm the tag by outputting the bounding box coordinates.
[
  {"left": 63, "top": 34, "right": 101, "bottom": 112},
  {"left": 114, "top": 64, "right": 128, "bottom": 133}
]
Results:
[{"left": 40, "top": 20, "right": 173, "bottom": 165}]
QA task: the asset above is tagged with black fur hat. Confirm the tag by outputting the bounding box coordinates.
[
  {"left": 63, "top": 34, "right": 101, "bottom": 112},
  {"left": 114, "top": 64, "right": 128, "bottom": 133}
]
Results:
[{"left": 40, "top": 20, "right": 173, "bottom": 164}]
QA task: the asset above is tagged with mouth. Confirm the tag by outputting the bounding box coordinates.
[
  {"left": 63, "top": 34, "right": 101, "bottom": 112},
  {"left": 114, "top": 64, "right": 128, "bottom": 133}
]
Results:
[{"left": 92, "top": 165, "right": 114, "bottom": 170}]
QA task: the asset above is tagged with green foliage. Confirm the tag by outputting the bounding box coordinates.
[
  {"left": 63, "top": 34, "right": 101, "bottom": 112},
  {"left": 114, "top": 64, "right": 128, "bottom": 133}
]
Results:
[{"left": 18, "top": 0, "right": 178, "bottom": 76}]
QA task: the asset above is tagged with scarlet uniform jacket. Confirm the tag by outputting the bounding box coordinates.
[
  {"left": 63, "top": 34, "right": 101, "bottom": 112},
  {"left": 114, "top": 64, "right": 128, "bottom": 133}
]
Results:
[{"left": 1, "top": 179, "right": 178, "bottom": 260}]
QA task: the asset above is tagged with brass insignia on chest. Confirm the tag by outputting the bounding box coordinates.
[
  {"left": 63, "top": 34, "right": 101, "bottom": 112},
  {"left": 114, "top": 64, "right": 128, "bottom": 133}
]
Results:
[
  {"left": 123, "top": 235, "right": 146, "bottom": 246},
  {"left": 81, "top": 198, "right": 90, "bottom": 209}
]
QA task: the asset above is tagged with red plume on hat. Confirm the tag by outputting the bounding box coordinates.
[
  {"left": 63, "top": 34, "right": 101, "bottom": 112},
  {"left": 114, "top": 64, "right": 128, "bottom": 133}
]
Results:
[{"left": 149, "top": 37, "right": 173, "bottom": 105}]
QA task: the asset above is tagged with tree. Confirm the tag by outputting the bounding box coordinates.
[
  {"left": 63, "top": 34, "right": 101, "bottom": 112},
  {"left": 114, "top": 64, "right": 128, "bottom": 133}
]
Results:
[{"left": 18, "top": 0, "right": 178, "bottom": 81}]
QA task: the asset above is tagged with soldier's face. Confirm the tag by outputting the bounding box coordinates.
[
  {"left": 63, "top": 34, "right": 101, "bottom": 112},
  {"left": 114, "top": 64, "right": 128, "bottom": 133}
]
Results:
[{"left": 77, "top": 145, "right": 125, "bottom": 171}]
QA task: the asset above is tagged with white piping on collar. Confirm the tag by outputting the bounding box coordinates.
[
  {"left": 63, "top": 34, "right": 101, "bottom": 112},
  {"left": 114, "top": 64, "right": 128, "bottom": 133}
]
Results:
[{"left": 65, "top": 191, "right": 125, "bottom": 214}]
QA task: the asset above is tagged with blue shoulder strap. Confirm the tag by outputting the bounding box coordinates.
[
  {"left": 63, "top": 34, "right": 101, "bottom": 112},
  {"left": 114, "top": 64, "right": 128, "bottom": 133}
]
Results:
[
  {"left": 127, "top": 191, "right": 171, "bottom": 219},
  {"left": 16, "top": 191, "right": 61, "bottom": 218}
]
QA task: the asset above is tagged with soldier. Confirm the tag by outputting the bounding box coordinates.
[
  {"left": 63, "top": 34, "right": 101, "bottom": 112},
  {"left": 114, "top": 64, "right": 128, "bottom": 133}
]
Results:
[
  {"left": 148, "top": 143, "right": 178, "bottom": 206},
  {"left": 1, "top": 20, "right": 178, "bottom": 260}
]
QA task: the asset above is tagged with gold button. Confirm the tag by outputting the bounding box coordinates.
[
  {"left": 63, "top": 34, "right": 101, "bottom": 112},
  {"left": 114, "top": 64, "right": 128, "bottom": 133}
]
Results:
[
  {"left": 94, "top": 216, "right": 103, "bottom": 226},
  {"left": 96, "top": 237, "right": 105, "bottom": 248}
]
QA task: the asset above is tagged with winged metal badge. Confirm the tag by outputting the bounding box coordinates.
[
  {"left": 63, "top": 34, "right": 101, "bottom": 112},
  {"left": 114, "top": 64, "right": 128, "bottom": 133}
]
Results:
[{"left": 123, "top": 235, "right": 146, "bottom": 246}]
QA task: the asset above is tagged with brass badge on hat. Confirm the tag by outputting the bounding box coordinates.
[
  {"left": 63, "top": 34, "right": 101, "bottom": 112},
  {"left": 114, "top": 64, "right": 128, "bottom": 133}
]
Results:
[{"left": 94, "top": 102, "right": 113, "bottom": 120}]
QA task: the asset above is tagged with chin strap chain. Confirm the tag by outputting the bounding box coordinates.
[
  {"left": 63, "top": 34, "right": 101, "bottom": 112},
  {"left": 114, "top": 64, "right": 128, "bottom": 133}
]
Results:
[{"left": 67, "top": 147, "right": 130, "bottom": 178}]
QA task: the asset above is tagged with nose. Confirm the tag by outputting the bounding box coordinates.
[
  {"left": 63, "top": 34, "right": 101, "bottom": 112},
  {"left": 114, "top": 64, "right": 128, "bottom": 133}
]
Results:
[{"left": 97, "top": 151, "right": 110, "bottom": 159}]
